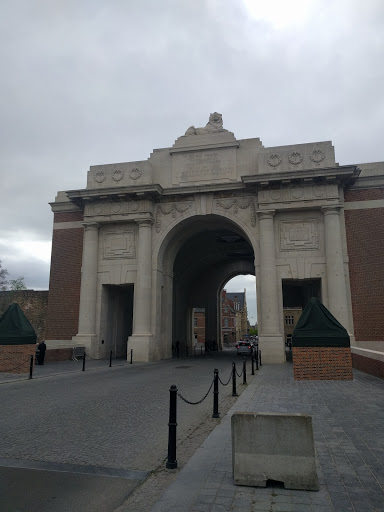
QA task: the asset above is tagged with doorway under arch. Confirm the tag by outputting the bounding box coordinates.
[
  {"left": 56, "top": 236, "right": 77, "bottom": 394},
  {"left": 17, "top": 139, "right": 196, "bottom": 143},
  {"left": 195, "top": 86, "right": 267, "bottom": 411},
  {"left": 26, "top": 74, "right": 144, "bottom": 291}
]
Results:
[{"left": 156, "top": 214, "right": 255, "bottom": 359}]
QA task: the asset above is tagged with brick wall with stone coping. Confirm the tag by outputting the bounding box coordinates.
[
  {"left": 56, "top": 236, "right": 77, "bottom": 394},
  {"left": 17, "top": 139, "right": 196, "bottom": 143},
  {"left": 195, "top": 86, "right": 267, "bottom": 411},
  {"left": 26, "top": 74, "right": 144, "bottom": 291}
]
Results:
[
  {"left": 351, "top": 347, "right": 384, "bottom": 380},
  {"left": 0, "top": 345, "right": 35, "bottom": 374},
  {"left": 292, "top": 347, "right": 353, "bottom": 380}
]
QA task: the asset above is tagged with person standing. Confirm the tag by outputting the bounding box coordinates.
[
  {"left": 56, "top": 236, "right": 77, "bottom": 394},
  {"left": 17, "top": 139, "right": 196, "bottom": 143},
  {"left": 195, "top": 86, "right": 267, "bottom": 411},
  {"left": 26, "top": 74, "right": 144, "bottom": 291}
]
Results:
[{"left": 37, "top": 340, "right": 47, "bottom": 365}]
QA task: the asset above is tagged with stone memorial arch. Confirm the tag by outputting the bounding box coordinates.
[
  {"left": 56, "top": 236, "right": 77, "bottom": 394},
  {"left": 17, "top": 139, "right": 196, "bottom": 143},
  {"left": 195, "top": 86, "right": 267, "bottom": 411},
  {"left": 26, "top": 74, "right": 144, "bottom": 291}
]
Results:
[{"left": 46, "top": 113, "right": 363, "bottom": 364}]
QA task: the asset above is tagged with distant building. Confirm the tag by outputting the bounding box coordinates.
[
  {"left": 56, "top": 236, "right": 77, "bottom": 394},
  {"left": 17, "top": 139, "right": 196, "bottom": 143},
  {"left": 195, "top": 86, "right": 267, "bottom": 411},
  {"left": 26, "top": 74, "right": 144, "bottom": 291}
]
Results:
[
  {"left": 193, "top": 308, "right": 206, "bottom": 344},
  {"left": 226, "top": 290, "right": 248, "bottom": 341},
  {"left": 283, "top": 307, "right": 302, "bottom": 344}
]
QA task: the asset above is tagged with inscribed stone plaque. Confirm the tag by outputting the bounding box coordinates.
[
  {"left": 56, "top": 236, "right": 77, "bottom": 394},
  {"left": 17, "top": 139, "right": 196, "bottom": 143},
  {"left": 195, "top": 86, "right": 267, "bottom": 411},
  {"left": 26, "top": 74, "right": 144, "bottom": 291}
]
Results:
[
  {"left": 103, "top": 230, "right": 136, "bottom": 259},
  {"left": 280, "top": 220, "right": 319, "bottom": 251},
  {"left": 172, "top": 148, "right": 236, "bottom": 184}
]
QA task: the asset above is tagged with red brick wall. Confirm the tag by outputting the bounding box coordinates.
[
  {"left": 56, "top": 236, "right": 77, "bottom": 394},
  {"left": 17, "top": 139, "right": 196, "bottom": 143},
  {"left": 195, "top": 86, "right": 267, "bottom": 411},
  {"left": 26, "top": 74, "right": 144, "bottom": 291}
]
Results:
[
  {"left": 53, "top": 211, "right": 84, "bottom": 222},
  {"left": 292, "top": 347, "right": 353, "bottom": 380},
  {"left": 46, "top": 212, "right": 84, "bottom": 340},
  {"left": 344, "top": 188, "right": 384, "bottom": 202},
  {"left": 345, "top": 204, "right": 384, "bottom": 342},
  {"left": 352, "top": 353, "right": 384, "bottom": 380},
  {"left": 45, "top": 348, "right": 73, "bottom": 362},
  {"left": 0, "top": 345, "right": 35, "bottom": 374}
]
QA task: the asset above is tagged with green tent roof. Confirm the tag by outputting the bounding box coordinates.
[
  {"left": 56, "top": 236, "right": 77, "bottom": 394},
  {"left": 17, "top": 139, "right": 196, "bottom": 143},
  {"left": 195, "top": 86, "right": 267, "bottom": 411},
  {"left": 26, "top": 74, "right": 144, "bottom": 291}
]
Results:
[
  {"left": 292, "top": 298, "right": 350, "bottom": 347},
  {"left": 0, "top": 303, "right": 37, "bottom": 345}
]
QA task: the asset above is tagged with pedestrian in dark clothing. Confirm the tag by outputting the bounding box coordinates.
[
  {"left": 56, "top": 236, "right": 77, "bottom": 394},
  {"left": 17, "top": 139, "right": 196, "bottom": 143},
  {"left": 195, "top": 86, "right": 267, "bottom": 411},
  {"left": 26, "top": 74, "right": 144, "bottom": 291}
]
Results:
[{"left": 37, "top": 341, "right": 47, "bottom": 365}]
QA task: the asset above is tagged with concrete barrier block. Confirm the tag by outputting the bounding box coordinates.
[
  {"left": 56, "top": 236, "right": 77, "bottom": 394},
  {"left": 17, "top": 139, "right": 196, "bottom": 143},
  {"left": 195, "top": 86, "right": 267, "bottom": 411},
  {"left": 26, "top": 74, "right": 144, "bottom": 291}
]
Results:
[{"left": 232, "top": 412, "right": 318, "bottom": 491}]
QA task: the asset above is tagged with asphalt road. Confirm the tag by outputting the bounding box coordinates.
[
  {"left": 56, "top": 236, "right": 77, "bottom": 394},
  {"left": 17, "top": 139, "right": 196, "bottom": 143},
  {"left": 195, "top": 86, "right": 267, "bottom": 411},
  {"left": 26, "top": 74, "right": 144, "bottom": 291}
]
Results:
[{"left": 0, "top": 350, "right": 246, "bottom": 511}]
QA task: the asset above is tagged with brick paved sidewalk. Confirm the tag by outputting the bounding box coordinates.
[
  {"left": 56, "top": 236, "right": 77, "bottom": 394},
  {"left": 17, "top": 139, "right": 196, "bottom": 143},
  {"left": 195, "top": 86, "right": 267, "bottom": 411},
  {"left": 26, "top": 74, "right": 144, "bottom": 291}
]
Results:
[{"left": 152, "top": 363, "right": 384, "bottom": 512}]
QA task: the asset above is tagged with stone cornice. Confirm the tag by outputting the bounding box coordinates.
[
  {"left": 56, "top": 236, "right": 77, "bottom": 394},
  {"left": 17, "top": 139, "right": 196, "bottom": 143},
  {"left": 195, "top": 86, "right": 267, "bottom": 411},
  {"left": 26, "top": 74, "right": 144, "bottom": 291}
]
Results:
[
  {"left": 349, "top": 174, "right": 384, "bottom": 190},
  {"left": 66, "top": 184, "right": 163, "bottom": 206},
  {"left": 170, "top": 140, "right": 240, "bottom": 154},
  {"left": 241, "top": 165, "right": 360, "bottom": 188}
]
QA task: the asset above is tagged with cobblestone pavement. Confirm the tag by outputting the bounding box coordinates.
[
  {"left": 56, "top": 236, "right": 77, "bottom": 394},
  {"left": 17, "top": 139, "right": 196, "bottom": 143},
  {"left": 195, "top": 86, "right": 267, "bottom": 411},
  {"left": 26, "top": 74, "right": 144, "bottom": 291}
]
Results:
[
  {"left": 0, "top": 351, "right": 243, "bottom": 473},
  {"left": 152, "top": 363, "right": 384, "bottom": 512}
]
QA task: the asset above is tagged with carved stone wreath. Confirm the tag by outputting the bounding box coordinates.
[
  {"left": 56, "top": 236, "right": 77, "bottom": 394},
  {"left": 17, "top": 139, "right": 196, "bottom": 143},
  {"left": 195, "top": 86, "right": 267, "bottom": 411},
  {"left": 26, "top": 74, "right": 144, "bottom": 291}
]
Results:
[
  {"left": 215, "top": 198, "right": 256, "bottom": 227},
  {"left": 155, "top": 202, "right": 193, "bottom": 233},
  {"left": 130, "top": 168, "right": 142, "bottom": 180},
  {"left": 267, "top": 154, "right": 282, "bottom": 168},
  {"left": 94, "top": 171, "right": 106, "bottom": 183},
  {"left": 310, "top": 149, "right": 325, "bottom": 165},
  {"left": 112, "top": 169, "right": 124, "bottom": 182},
  {"left": 288, "top": 151, "right": 303, "bottom": 166}
]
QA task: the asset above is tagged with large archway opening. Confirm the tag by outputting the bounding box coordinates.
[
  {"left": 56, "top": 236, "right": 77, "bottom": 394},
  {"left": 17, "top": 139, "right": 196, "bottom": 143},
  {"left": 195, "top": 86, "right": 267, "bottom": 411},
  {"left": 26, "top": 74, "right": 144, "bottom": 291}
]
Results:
[{"left": 164, "top": 215, "right": 255, "bottom": 357}]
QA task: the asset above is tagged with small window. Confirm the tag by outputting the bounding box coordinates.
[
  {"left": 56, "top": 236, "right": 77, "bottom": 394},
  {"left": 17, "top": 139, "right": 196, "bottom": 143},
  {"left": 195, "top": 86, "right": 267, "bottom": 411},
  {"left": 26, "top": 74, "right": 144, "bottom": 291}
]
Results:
[
  {"left": 224, "top": 318, "right": 229, "bottom": 328},
  {"left": 194, "top": 318, "right": 198, "bottom": 327}
]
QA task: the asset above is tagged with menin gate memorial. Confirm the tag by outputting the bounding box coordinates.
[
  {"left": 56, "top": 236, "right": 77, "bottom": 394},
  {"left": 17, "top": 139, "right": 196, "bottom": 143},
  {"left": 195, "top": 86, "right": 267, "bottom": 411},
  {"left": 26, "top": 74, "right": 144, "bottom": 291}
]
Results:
[{"left": 45, "top": 113, "right": 384, "bottom": 371}]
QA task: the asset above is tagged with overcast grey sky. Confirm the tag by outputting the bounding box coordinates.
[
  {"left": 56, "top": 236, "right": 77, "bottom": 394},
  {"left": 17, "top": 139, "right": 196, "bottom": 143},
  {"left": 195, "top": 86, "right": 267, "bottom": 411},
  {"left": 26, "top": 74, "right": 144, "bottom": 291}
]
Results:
[{"left": 1, "top": 0, "right": 383, "bottom": 320}]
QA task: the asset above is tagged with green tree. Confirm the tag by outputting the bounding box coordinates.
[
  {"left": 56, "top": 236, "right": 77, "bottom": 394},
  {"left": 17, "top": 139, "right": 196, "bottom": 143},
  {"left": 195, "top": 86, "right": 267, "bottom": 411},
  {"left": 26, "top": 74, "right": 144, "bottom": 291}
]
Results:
[
  {"left": 0, "top": 260, "right": 9, "bottom": 291},
  {"left": 10, "top": 276, "right": 27, "bottom": 290}
]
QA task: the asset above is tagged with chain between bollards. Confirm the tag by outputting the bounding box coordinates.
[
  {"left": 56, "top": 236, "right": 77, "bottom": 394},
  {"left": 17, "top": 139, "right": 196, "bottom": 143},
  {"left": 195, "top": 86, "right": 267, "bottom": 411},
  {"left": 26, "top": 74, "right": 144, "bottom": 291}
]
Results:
[
  {"left": 82, "top": 352, "right": 86, "bottom": 371},
  {"left": 243, "top": 357, "right": 247, "bottom": 385},
  {"left": 232, "top": 361, "right": 238, "bottom": 396},
  {"left": 109, "top": 350, "right": 112, "bottom": 368},
  {"left": 166, "top": 384, "right": 178, "bottom": 469},
  {"left": 29, "top": 355, "right": 33, "bottom": 379},
  {"left": 212, "top": 368, "right": 219, "bottom": 418}
]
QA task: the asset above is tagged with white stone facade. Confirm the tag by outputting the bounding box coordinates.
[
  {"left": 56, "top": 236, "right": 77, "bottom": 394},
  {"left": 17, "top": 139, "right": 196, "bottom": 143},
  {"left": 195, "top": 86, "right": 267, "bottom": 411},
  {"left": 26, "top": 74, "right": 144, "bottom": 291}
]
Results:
[{"left": 52, "top": 113, "right": 365, "bottom": 363}]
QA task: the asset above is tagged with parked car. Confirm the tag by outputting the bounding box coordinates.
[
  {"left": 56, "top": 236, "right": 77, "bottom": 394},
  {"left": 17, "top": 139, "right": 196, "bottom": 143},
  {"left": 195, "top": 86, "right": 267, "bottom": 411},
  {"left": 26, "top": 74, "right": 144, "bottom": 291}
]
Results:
[{"left": 236, "top": 341, "right": 252, "bottom": 356}]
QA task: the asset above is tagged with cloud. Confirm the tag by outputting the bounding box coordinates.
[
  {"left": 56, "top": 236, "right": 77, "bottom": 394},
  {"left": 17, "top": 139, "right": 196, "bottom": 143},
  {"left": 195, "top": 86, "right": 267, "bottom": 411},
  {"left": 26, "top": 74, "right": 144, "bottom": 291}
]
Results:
[{"left": 0, "top": 0, "right": 383, "bottom": 295}]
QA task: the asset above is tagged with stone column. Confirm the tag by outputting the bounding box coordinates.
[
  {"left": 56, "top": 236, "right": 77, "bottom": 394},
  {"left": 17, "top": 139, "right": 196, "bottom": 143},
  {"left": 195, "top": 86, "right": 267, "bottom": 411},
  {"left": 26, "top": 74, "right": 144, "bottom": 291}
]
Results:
[
  {"left": 133, "top": 220, "right": 153, "bottom": 335},
  {"left": 322, "top": 206, "right": 350, "bottom": 330},
  {"left": 129, "top": 219, "right": 153, "bottom": 361},
  {"left": 258, "top": 210, "right": 285, "bottom": 363},
  {"left": 72, "top": 222, "right": 100, "bottom": 352}
]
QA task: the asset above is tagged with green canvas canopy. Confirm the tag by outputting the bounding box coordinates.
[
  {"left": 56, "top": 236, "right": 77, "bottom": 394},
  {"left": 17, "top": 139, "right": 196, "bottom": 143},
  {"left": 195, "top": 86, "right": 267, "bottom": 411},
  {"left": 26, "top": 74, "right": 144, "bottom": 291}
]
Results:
[
  {"left": 0, "top": 303, "right": 37, "bottom": 345},
  {"left": 292, "top": 297, "right": 350, "bottom": 348}
]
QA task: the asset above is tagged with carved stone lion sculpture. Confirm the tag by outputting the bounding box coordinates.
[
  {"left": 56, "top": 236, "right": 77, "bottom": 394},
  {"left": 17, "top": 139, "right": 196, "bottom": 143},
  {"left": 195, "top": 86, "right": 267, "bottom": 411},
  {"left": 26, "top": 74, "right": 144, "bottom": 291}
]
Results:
[{"left": 185, "top": 112, "right": 224, "bottom": 136}]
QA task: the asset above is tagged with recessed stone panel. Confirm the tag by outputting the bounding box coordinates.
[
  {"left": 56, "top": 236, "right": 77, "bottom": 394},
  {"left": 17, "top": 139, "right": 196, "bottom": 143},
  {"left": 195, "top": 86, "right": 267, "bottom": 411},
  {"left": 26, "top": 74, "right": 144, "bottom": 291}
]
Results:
[
  {"left": 103, "top": 230, "right": 136, "bottom": 259},
  {"left": 172, "top": 148, "right": 236, "bottom": 184},
  {"left": 280, "top": 220, "right": 319, "bottom": 251}
]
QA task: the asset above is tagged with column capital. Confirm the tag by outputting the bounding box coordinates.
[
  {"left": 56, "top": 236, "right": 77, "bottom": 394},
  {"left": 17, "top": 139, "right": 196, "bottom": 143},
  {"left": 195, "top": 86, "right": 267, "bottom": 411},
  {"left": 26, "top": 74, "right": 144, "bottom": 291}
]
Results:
[
  {"left": 136, "top": 218, "right": 154, "bottom": 228},
  {"left": 257, "top": 209, "right": 276, "bottom": 221},
  {"left": 81, "top": 221, "right": 100, "bottom": 231},
  {"left": 321, "top": 205, "right": 342, "bottom": 216}
]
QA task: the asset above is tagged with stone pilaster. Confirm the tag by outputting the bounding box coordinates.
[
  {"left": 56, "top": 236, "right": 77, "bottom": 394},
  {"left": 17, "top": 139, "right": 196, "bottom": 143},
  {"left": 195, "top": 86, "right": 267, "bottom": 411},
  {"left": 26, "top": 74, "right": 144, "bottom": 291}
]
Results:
[
  {"left": 128, "top": 219, "right": 153, "bottom": 361},
  {"left": 258, "top": 210, "right": 285, "bottom": 363},
  {"left": 322, "top": 205, "right": 350, "bottom": 331},
  {"left": 72, "top": 222, "right": 100, "bottom": 352}
]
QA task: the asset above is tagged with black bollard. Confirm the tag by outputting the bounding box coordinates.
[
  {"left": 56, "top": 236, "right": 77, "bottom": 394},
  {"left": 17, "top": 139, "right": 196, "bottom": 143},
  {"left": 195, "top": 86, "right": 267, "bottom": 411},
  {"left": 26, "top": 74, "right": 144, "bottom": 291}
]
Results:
[
  {"left": 251, "top": 353, "right": 255, "bottom": 375},
  {"left": 109, "top": 350, "right": 112, "bottom": 368},
  {"left": 243, "top": 357, "right": 247, "bottom": 385},
  {"left": 29, "top": 355, "right": 33, "bottom": 380},
  {"left": 130, "top": 349, "right": 133, "bottom": 364},
  {"left": 82, "top": 352, "right": 86, "bottom": 371},
  {"left": 259, "top": 349, "right": 262, "bottom": 367},
  {"left": 256, "top": 348, "right": 259, "bottom": 370},
  {"left": 166, "top": 385, "right": 178, "bottom": 469},
  {"left": 212, "top": 368, "right": 219, "bottom": 418},
  {"left": 232, "top": 362, "right": 238, "bottom": 396},
  {"left": 200, "top": 345, "right": 203, "bottom": 356}
]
